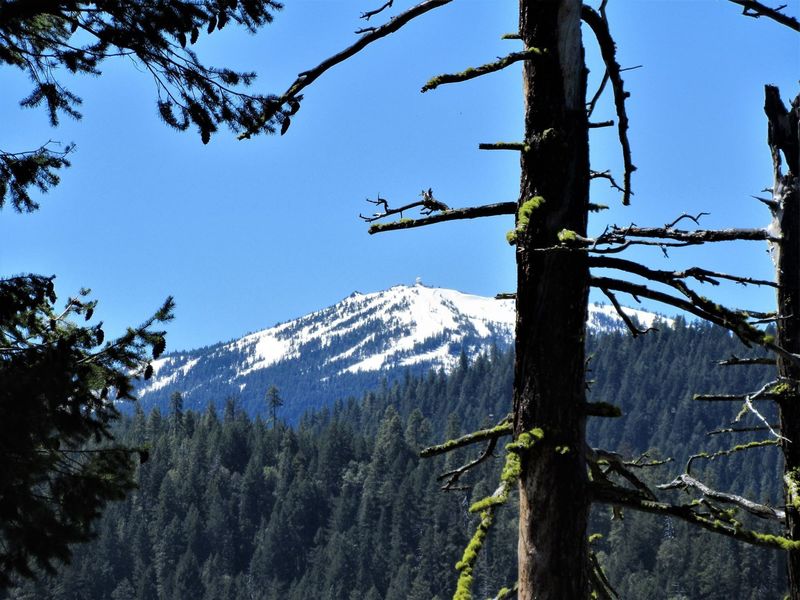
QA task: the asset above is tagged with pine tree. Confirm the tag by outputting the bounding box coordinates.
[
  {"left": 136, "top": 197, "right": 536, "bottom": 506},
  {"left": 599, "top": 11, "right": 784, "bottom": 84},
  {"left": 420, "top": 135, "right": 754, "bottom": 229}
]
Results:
[
  {"left": 0, "top": 277, "right": 173, "bottom": 588},
  {"left": 1, "top": 0, "right": 291, "bottom": 587}
]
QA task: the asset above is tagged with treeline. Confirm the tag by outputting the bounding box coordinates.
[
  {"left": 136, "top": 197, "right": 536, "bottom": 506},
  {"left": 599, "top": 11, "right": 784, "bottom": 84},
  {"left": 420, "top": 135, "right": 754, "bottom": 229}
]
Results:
[{"left": 4, "top": 321, "right": 788, "bottom": 599}]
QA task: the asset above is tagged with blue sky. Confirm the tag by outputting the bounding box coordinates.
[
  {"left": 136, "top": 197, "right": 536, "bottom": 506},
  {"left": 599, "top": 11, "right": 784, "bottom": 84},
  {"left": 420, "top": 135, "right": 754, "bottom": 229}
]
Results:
[{"left": 1, "top": 1, "right": 798, "bottom": 351}]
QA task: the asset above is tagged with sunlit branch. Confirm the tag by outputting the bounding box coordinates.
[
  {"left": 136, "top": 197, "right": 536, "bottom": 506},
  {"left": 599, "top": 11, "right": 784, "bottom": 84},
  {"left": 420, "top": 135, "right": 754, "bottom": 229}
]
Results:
[
  {"left": 420, "top": 417, "right": 512, "bottom": 458},
  {"left": 659, "top": 473, "right": 785, "bottom": 521},
  {"left": 368, "top": 202, "right": 515, "bottom": 234},
  {"left": 592, "top": 482, "right": 800, "bottom": 550},
  {"left": 684, "top": 440, "right": 780, "bottom": 474}
]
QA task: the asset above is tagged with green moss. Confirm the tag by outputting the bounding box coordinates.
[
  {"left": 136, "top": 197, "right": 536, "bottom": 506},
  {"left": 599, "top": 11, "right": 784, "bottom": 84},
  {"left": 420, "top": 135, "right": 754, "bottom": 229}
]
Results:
[
  {"left": 763, "top": 333, "right": 775, "bottom": 344},
  {"left": 588, "top": 533, "right": 603, "bottom": 544},
  {"left": 770, "top": 382, "right": 792, "bottom": 395},
  {"left": 507, "top": 427, "right": 544, "bottom": 454},
  {"left": 453, "top": 510, "right": 493, "bottom": 600},
  {"left": 507, "top": 196, "right": 546, "bottom": 245},
  {"left": 420, "top": 421, "right": 512, "bottom": 458},
  {"left": 557, "top": 228, "right": 578, "bottom": 243},
  {"left": 555, "top": 445, "right": 570, "bottom": 455},
  {"left": 747, "top": 531, "right": 800, "bottom": 550}
]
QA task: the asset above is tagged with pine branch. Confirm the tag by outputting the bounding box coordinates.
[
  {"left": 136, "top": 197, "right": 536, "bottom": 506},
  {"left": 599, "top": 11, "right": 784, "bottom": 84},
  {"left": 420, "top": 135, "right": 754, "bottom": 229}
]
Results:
[{"left": 421, "top": 48, "right": 545, "bottom": 93}]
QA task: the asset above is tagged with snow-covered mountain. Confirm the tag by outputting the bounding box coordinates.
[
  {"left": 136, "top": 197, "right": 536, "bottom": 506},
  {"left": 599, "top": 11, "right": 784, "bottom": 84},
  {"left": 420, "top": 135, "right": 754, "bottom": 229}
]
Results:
[{"left": 135, "top": 283, "right": 670, "bottom": 420}]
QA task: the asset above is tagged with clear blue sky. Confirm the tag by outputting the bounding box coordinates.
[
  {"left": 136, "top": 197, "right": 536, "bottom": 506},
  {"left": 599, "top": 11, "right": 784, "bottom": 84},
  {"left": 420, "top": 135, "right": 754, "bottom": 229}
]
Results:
[{"left": 1, "top": 1, "right": 798, "bottom": 351}]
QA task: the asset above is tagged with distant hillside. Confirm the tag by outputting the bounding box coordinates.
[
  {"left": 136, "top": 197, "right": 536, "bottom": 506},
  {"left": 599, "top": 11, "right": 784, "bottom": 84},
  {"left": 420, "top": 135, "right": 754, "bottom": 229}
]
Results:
[
  {"left": 9, "top": 321, "right": 784, "bottom": 600},
  {"left": 136, "top": 283, "right": 670, "bottom": 421}
]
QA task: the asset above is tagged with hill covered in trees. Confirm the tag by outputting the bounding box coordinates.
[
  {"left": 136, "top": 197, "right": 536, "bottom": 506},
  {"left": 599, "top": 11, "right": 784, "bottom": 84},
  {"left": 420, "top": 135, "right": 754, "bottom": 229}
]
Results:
[{"left": 4, "top": 321, "right": 786, "bottom": 599}]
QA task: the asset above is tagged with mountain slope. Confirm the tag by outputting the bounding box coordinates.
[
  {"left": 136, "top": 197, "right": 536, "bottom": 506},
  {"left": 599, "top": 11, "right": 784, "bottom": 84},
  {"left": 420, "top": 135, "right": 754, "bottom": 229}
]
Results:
[{"left": 136, "top": 283, "right": 670, "bottom": 420}]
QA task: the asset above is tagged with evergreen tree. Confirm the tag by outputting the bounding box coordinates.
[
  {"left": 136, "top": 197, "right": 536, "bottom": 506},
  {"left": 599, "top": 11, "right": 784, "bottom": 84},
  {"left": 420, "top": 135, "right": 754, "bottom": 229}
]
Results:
[
  {"left": 0, "top": 277, "right": 173, "bottom": 587},
  {"left": 1, "top": 0, "right": 291, "bottom": 587}
]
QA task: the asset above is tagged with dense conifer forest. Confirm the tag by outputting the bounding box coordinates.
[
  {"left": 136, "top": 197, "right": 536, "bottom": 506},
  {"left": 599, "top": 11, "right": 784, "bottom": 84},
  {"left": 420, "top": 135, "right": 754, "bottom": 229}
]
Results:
[{"left": 3, "top": 321, "right": 787, "bottom": 599}]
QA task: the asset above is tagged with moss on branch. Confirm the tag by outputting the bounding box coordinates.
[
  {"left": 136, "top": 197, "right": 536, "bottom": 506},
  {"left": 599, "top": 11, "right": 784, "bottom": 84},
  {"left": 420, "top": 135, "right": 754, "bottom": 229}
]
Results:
[{"left": 422, "top": 48, "right": 545, "bottom": 93}]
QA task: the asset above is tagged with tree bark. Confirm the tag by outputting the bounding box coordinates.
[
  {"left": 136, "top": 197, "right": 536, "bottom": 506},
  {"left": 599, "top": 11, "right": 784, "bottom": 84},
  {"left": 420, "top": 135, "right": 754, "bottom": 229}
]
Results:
[
  {"left": 514, "top": 1, "right": 590, "bottom": 598},
  {"left": 766, "top": 86, "right": 800, "bottom": 600}
]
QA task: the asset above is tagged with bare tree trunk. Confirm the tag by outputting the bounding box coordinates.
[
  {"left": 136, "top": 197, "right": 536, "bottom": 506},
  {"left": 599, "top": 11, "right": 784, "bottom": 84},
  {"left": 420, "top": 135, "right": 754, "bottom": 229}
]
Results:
[
  {"left": 766, "top": 86, "right": 800, "bottom": 600},
  {"left": 514, "top": 1, "right": 590, "bottom": 598}
]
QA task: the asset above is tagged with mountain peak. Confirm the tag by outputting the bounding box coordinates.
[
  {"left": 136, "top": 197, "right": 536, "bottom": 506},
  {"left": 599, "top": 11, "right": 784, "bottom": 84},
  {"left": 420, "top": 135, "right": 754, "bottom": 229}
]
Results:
[{"left": 136, "top": 285, "right": 670, "bottom": 419}]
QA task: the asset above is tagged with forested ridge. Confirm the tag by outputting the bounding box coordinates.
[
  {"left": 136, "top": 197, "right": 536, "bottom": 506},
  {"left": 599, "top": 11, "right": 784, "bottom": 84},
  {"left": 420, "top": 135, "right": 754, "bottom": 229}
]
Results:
[{"left": 4, "top": 321, "right": 787, "bottom": 599}]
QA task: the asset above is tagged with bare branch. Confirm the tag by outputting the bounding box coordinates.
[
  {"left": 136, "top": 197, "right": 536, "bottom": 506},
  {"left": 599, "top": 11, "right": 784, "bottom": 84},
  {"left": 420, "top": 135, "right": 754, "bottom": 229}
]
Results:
[
  {"left": 585, "top": 402, "right": 623, "bottom": 418},
  {"left": 590, "top": 276, "right": 800, "bottom": 364},
  {"left": 717, "top": 356, "right": 776, "bottom": 366},
  {"left": 361, "top": 0, "right": 394, "bottom": 21},
  {"left": 659, "top": 473, "right": 785, "bottom": 521},
  {"left": 581, "top": 5, "right": 635, "bottom": 205},
  {"left": 590, "top": 255, "right": 778, "bottom": 291},
  {"left": 728, "top": 0, "right": 800, "bottom": 31},
  {"left": 478, "top": 142, "right": 527, "bottom": 151},
  {"left": 368, "top": 202, "right": 515, "bottom": 234},
  {"left": 360, "top": 188, "right": 449, "bottom": 222},
  {"left": 592, "top": 482, "right": 800, "bottom": 550},
  {"left": 611, "top": 224, "right": 777, "bottom": 243},
  {"left": 422, "top": 48, "right": 545, "bottom": 93},
  {"left": 586, "top": 70, "right": 609, "bottom": 118},
  {"left": 590, "top": 170, "right": 624, "bottom": 193},
  {"left": 599, "top": 286, "right": 653, "bottom": 337},
  {"left": 708, "top": 425, "right": 779, "bottom": 435},
  {"left": 438, "top": 438, "right": 499, "bottom": 490},
  {"left": 664, "top": 212, "right": 710, "bottom": 229},
  {"left": 588, "top": 120, "right": 614, "bottom": 128}
]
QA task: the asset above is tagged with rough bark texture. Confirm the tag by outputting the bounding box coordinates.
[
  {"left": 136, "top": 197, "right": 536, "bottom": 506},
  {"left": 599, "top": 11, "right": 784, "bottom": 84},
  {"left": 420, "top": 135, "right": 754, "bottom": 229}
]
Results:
[
  {"left": 514, "top": 0, "right": 590, "bottom": 598},
  {"left": 767, "top": 86, "right": 800, "bottom": 600}
]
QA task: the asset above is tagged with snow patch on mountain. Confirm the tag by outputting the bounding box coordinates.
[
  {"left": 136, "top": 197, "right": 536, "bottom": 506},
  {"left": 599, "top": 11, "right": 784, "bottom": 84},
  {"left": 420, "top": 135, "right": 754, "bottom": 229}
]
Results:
[{"left": 136, "top": 283, "right": 672, "bottom": 415}]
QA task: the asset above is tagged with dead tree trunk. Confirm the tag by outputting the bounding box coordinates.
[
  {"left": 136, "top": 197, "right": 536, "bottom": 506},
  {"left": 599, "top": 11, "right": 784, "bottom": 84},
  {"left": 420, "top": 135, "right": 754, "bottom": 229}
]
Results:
[
  {"left": 766, "top": 86, "right": 800, "bottom": 600},
  {"left": 514, "top": 1, "right": 591, "bottom": 597}
]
